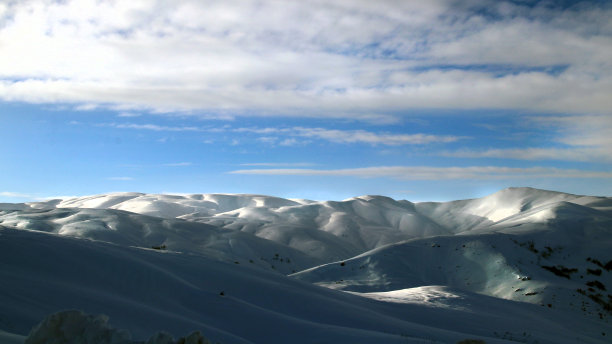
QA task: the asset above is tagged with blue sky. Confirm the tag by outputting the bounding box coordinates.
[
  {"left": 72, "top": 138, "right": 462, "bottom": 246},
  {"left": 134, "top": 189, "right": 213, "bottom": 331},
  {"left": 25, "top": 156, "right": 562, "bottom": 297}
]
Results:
[{"left": 1, "top": 0, "right": 611, "bottom": 202}]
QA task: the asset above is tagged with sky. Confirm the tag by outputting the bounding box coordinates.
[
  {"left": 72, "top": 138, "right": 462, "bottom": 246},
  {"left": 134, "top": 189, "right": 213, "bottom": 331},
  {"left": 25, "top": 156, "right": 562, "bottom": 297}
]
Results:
[{"left": 1, "top": 0, "right": 611, "bottom": 202}]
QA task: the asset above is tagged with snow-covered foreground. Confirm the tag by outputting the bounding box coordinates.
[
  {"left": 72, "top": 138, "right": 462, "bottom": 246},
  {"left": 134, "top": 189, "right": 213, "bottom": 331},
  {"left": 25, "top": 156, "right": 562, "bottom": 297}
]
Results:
[{"left": 1, "top": 187, "right": 611, "bottom": 343}]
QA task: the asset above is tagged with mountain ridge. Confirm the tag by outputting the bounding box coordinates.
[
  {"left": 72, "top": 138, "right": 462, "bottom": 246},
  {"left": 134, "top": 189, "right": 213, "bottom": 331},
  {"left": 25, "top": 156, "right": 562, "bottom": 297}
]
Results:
[{"left": 1, "top": 187, "right": 611, "bottom": 343}]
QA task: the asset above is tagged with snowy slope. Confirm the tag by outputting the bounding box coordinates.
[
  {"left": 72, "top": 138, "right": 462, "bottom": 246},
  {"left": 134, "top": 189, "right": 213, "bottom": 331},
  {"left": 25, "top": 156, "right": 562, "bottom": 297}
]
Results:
[
  {"left": 2, "top": 187, "right": 612, "bottom": 343},
  {"left": 0, "top": 330, "right": 24, "bottom": 344},
  {"left": 191, "top": 196, "right": 450, "bottom": 262},
  {"left": 0, "top": 207, "right": 320, "bottom": 274},
  {"left": 293, "top": 199, "right": 612, "bottom": 321},
  {"left": 30, "top": 193, "right": 450, "bottom": 262},
  {"left": 1, "top": 226, "right": 609, "bottom": 344},
  {"left": 35, "top": 188, "right": 612, "bottom": 249},
  {"left": 415, "top": 187, "right": 612, "bottom": 233},
  {"left": 51, "top": 193, "right": 311, "bottom": 218}
]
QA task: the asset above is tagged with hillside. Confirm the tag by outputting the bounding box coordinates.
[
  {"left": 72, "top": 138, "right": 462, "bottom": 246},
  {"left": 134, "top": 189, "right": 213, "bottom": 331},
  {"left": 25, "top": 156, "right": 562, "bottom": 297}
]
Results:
[
  {"left": 1, "top": 226, "right": 608, "bottom": 344},
  {"left": 1, "top": 187, "right": 611, "bottom": 343}
]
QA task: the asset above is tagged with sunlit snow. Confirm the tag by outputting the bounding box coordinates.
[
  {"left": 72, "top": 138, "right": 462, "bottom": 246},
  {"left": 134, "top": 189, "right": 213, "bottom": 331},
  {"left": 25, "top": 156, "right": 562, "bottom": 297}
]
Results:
[{"left": 1, "top": 187, "right": 611, "bottom": 343}]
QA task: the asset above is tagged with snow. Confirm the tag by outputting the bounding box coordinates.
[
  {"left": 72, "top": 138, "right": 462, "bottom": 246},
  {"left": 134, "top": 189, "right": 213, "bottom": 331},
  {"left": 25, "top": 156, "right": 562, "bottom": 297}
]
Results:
[
  {"left": 1, "top": 187, "right": 611, "bottom": 343},
  {"left": 350, "top": 286, "right": 471, "bottom": 311},
  {"left": 294, "top": 198, "right": 612, "bottom": 318},
  {"left": 52, "top": 193, "right": 304, "bottom": 219},
  {"left": 0, "top": 203, "right": 27, "bottom": 211},
  {"left": 0, "top": 330, "right": 25, "bottom": 344},
  {"left": 1, "top": 226, "right": 607, "bottom": 343},
  {"left": 35, "top": 192, "right": 451, "bottom": 260},
  {"left": 0, "top": 207, "right": 321, "bottom": 274},
  {"left": 415, "top": 187, "right": 612, "bottom": 233}
]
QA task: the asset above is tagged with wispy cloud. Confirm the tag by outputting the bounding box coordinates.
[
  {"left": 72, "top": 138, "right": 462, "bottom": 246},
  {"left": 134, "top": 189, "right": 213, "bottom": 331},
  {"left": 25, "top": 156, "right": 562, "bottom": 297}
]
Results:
[
  {"left": 229, "top": 166, "right": 612, "bottom": 180},
  {"left": 118, "top": 162, "right": 193, "bottom": 168},
  {"left": 443, "top": 115, "right": 612, "bottom": 162},
  {"left": 108, "top": 123, "right": 202, "bottom": 132},
  {"left": 279, "top": 138, "right": 306, "bottom": 146},
  {"left": 441, "top": 147, "right": 612, "bottom": 162},
  {"left": 74, "top": 104, "right": 98, "bottom": 111},
  {"left": 0, "top": 191, "right": 34, "bottom": 198},
  {"left": 117, "top": 112, "right": 141, "bottom": 118},
  {"left": 240, "top": 162, "right": 316, "bottom": 167},
  {"left": 107, "top": 177, "right": 134, "bottom": 181},
  {"left": 293, "top": 127, "right": 461, "bottom": 145},
  {"left": 38, "top": 195, "right": 79, "bottom": 201},
  {"left": 532, "top": 115, "right": 612, "bottom": 149},
  {"left": 111, "top": 124, "right": 461, "bottom": 146},
  {"left": 0, "top": 192, "right": 69, "bottom": 202},
  {"left": 234, "top": 127, "right": 462, "bottom": 146},
  {"left": 256, "top": 137, "right": 278, "bottom": 144},
  {"left": 162, "top": 162, "right": 193, "bottom": 167}
]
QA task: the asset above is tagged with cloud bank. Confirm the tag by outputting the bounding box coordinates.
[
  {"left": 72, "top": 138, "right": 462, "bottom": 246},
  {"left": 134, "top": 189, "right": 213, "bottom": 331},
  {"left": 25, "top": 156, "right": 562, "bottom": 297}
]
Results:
[
  {"left": 442, "top": 115, "right": 612, "bottom": 162},
  {"left": 1, "top": 0, "right": 611, "bottom": 117},
  {"left": 0, "top": 191, "right": 33, "bottom": 198},
  {"left": 234, "top": 127, "right": 462, "bottom": 146},
  {"left": 230, "top": 166, "right": 612, "bottom": 180}
]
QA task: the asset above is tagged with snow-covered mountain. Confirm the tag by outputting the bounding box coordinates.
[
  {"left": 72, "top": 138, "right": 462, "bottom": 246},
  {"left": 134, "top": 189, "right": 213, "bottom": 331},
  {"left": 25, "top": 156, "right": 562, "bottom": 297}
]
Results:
[
  {"left": 0, "top": 206, "right": 319, "bottom": 274},
  {"left": 1, "top": 187, "right": 611, "bottom": 343}
]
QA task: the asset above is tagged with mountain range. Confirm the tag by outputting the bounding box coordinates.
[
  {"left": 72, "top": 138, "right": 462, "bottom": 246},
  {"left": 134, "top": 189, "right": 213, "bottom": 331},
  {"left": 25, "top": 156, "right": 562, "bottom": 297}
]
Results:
[{"left": 1, "top": 187, "right": 611, "bottom": 343}]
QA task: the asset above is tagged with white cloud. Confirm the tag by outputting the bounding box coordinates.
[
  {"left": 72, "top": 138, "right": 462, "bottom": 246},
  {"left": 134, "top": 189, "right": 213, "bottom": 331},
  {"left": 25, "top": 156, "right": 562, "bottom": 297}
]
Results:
[
  {"left": 256, "top": 136, "right": 278, "bottom": 144},
  {"left": 442, "top": 115, "right": 612, "bottom": 162},
  {"left": 107, "top": 177, "right": 134, "bottom": 181},
  {"left": 240, "top": 162, "right": 316, "bottom": 167},
  {"left": 279, "top": 138, "right": 303, "bottom": 146},
  {"left": 0, "top": 192, "right": 73, "bottom": 202},
  {"left": 229, "top": 166, "right": 612, "bottom": 180},
  {"left": 0, "top": 191, "right": 33, "bottom": 198},
  {"left": 441, "top": 147, "right": 611, "bottom": 162},
  {"left": 37, "top": 195, "right": 79, "bottom": 201},
  {"left": 297, "top": 127, "right": 461, "bottom": 145},
  {"left": 108, "top": 123, "right": 202, "bottom": 131},
  {"left": 162, "top": 162, "right": 192, "bottom": 167},
  {"left": 111, "top": 123, "right": 463, "bottom": 146},
  {"left": 0, "top": 1, "right": 610, "bottom": 117},
  {"left": 117, "top": 112, "right": 141, "bottom": 117},
  {"left": 533, "top": 115, "right": 612, "bottom": 149},
  {"left": 234, "top": 127, "right": 462, "bottom": 146},
  {"left": 74, "top": 103, "right": 99, "bottom": 111}
]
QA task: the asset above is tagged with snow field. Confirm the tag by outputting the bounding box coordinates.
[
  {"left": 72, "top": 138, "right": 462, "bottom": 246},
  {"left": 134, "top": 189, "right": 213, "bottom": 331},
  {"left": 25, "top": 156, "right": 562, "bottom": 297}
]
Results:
[{"left": 1, "top": 187, "right": 611, "bottom": 343}]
